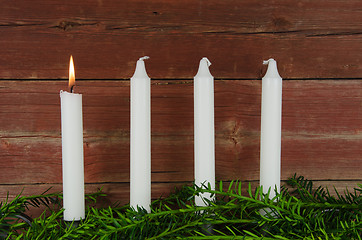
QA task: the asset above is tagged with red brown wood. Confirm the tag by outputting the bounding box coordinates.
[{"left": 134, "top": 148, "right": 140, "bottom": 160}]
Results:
[
  {"left": 0, "top": 0, "right": 361, "bottom": 208},
  {"left": 0, "top": 80, "right": 360, "bottom": 204},
  {"left": 0, "top": 0, "right": 362, "bottom": 79}
]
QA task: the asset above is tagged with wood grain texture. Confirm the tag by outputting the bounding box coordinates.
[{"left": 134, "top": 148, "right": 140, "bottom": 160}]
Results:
[
  {"left": 0, "top": 80, "right": 360, "bottom": 204},
  {"left": 0, "top": 0, "right": 361, "bottom": 206},
  {"left": 0, "top": 0, "right": 362, "bottom": 79}
]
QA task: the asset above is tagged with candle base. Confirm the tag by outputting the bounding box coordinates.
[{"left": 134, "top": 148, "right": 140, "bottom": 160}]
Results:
[
  {"left": 64, "top": 220, "right": 81, "bottom": 228},
  {"left": 200, "top": 224, "right": 214, "bottom": 236}
]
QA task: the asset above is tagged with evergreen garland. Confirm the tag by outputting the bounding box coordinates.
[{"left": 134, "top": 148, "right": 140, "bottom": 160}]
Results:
[{"left": 1, "top": 175, "right": 361, "bottom": 239}]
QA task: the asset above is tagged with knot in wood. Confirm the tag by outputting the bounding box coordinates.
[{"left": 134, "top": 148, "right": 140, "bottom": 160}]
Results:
[{"left": 57, "top": 21, "right": 81, "bottom": 31}]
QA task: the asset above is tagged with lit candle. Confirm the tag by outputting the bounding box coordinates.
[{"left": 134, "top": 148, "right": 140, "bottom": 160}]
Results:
[
  {"left": 260, "top": 58, "right": 282, "bottom": 198},
  {"left": 60, "top": 55, "right": 85, "bottom": 221},
  {"left": 130, "top": 56, "right": 151, "bottom": 212},
  {"left": 194, "top": 57, "right": 215, "bottom": 206}
]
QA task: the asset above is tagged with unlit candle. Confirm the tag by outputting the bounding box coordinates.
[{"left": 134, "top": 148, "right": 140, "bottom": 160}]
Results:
[
  {"left": 260, "top": 58, "right": 282, "bottom": 199},
  {"left": 130, "top": 56, "right": 151, "bottom": 212},
  {"left": 194, "top": 57, "right": 215, "bottom": 206}
]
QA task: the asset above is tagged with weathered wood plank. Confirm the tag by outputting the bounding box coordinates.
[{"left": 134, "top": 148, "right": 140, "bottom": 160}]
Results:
[
  {"left": 0, "top": 0, "right": 362, "bottom": 79},
  {"left": 0, "top": 80, "right": 360, "bottom": 188}
]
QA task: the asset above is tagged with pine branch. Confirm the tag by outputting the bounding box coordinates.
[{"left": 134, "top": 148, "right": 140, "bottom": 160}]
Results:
[{"left": 1, "top": 175, "right": 361, "bottom": 239}]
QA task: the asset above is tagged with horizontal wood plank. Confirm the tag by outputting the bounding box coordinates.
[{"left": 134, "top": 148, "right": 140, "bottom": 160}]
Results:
[
  {"left": 0, "top": 0, "right": 362, "bottom": 79},
  {"left": 0, "top": 80, "right": 360, "bottom": 192}
]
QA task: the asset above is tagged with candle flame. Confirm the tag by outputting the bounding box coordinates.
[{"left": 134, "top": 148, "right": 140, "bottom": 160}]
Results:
[{"left": 69, "top": 55, "right": 75, "bottom": 92}]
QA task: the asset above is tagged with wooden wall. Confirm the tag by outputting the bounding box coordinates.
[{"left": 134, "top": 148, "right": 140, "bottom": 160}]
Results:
[{"left": 0, "top": 0, "right": 361, "bottom": 206}]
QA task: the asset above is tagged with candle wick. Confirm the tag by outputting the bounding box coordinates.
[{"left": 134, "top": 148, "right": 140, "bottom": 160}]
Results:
[
  {"left": 202, "top": 57, "right": 212, "bottom": 67},
  {"left": 139, "top": 56, "right": 150, "bottom": 61},
  {"left": 263, "top": 58, "right": 274, "bottom": 65},
  {"left": 70, "top": 85, "right": 75, "bottom": 93}
]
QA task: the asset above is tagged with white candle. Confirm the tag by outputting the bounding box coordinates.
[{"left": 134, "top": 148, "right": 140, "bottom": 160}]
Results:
[
  {"left": 130, "top": 56, "right": 151, "bottom": 212},
  {"left": 60, "top": 55, "right": 85, "bottom": 221},
  {"left": 260, "top": 58, "right": 282, "bottom": 198},
  {"left": 194, "top": 57, "right": 215, "bottom": 206}
]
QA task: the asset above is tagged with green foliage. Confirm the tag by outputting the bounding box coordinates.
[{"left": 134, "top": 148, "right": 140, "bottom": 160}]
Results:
[{"left": 1, "top": 175, "right": 361, "bottom": 239}]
